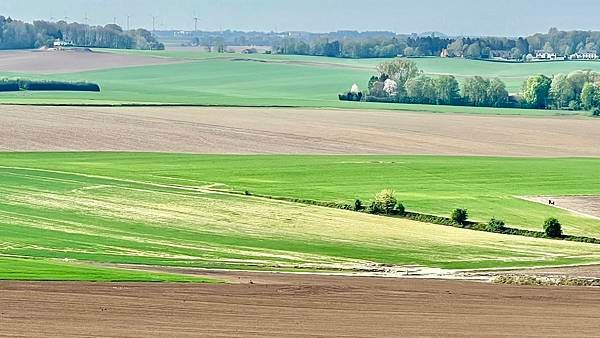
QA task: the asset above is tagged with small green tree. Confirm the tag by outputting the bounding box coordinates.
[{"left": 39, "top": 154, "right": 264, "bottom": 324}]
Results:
[
  {"left": 543, "top": 218, "right": 563, "bottom": 238},
  {"left": 368, "top": 189, "right": 405, "bottom": 215},
  {"left": 486, "top": 218, "right": 506, "bottom": 232},
  {"left": 451, "top": 208, "right": 468, "bottom": 225}
]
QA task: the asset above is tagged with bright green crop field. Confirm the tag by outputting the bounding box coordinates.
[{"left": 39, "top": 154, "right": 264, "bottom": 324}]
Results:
[
  {"left": 2, "top": 152, "right": 600, "bottom": 281},
  {"left": 1, "top": 50, "right": 599, "bottom": 115}
]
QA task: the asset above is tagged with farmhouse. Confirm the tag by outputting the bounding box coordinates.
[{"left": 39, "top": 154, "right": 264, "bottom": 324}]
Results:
[
  {"left": 53, "top": 39, "right": 73, "bottom": 49},
  {"left": 569, "top": 50, "right": 599, "bottom": 60},
  {"left": 528, "top": 50, "right": 564, "bottom": 61}
]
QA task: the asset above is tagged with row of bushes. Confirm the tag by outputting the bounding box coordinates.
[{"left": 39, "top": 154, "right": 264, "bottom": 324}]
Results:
[
  {"left": 233, "top": 188, "right": 600, "bottom": 245},
  {"left": 0, "top": 79, "right": 100, "bottom": 92}
]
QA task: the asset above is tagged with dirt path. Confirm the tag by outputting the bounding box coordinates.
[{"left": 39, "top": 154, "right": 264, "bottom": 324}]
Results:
[
  {"left": 1, "top": 274, "right": 599, "bottom": 337},
  {"left": 2, "top": 105, "right": 600, "bottom": 156}
]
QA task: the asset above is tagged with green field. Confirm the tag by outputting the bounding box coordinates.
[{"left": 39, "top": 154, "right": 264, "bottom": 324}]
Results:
[
  {"left": 1, "top": 50, "right": 599, "bottom": 115},
  {"left": 2, "top": 153, "right": 600, "bottom": 280}
]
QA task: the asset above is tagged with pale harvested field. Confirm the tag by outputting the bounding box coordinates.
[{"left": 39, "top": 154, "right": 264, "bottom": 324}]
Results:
[
  {"left": 523, "top": 196, "right": 600, "bottom": 220},
  {"left": 0, "top": 49, "right": 181, "bottom": 74},
  {"left": 2, "top": 274, "right": 600, "bottom": 337},
  {"left": 2, "top": 105, "right": 600, "bottom": 155}
]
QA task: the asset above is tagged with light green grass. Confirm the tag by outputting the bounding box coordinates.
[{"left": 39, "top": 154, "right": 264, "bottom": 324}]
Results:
[
  {"left": 0, "top": 257, "right": 216, "bottom": 282},
  {"left": 0, "top": 51, "right": 598, "bottom": 115},
  {"left": 2, "top": 153, "right": 599, "bottom": 237},
  {"left": 1, "top": 152, "right": 600, "bottom": 282}
]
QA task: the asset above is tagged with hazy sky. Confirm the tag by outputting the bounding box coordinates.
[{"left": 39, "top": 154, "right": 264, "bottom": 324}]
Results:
[{"left": 2, "top": 0, "right": 600, "bottom": 36}]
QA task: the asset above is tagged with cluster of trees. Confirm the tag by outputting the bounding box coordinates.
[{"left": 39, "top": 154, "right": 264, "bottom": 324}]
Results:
[
  {"left": 521, "top": 71, "right": 600, "bottom": 113},
  {"left": 363, "top": 59, "right": 510, "bottom": 108},
  {"left": 0, "top": 16, "right": 163, "bottom": 50},
  {"left": 272, "top": 28, "right": 600, "bottom": 60},
  {"left": 273, "top": 35, "right": 451, "bottom": 59},
  {"left": 0, "top": 78, "right": 100, "bottom": 92}
]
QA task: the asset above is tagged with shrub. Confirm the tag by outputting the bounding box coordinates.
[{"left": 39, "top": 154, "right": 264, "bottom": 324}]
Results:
[
  {"left": 486, "top": 218, "right": 506, "bottom": 232},
  {"left": 451, "top": 208, "right": 469, "bottom": 225},
  {"left": 354, "top": 199, "right": 364, "bottom": 211},
  {"left": 368, "top": 189, "right": 404, "bottom": 215},
  {"left": 0, "top": 80, "right": 20, "bottom": 92},
  {"left": 592, "top": 107, "right": 600, "bottom": 116},
  {"left": 543, "top": 217, "right": 563, "bottom": 238}
]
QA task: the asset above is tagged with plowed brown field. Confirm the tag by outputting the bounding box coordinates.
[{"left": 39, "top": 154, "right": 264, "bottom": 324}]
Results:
[
  {"left": 2, "top": 105, "right": 600, "bottom": 155},
  {"left": 2, "top": 272, "right": 600, "bottom": 337}
]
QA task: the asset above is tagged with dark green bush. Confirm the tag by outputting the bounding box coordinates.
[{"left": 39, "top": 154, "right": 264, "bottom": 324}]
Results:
[
  {"left": 354, "top": 199, "right": 364, "bottom": 211},
  {"left": 544, "top": 217, "right": 563, "bottom": 238},
  {"left": 592, "top": 107, "right": 600, "bottom": 116},
  {"left": 0, "top": 80, "right": 20, "bottom": 92},
  {"left": 451, "top": 208, "right": 469, "bottom": 225},
  {"left": 486, "top": 218, "right": 506, "bottom": 232},
  {"left": 17, "top": 79, "right": 100, "bottom": 92}
]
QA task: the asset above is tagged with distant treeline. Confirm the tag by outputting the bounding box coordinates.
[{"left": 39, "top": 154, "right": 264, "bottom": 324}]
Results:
[
  {"left": 0, "top": 79, "right": 100, "bottom": 92},
  {"left": 274, "top": 28, "right": 600, "bottom": 59},
  {"left": 0, "top": 15, "right": 163, "bottom": 50},
  {"left": 341, "top": 59, "right": 600, "bottom": 115}
]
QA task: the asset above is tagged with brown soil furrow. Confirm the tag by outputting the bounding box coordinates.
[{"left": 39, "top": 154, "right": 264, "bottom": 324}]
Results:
[{"left": 2, "top": 105, "right": 600, "bottom": 156}]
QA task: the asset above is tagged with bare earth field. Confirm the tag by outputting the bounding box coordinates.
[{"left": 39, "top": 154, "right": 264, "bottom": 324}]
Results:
[
  {"left": 0, "top": 49, "right": 181, "bottom": 74},
  {"left": 2, "top": 273, "right": 600, "bottom": 337},
  {"left": 522, "top": 196, "right": 600, "bottom": 220},
  {"left": 2, "top": 105, "right": 600, "bottom": 155}
]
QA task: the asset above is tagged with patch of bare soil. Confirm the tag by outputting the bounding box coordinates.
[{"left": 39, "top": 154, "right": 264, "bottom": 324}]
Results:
[
  {"left": 1, "top": 274, "right": 600, "bottom": 337},
  {"left": 0, "top": 49, "right": 182, "bottom": 74},
  {"left": 2, "top": 105, "right": 600, "bottom": 156},
  {"left": 521, "top": 196, "right": 600, "bottom": 220}
]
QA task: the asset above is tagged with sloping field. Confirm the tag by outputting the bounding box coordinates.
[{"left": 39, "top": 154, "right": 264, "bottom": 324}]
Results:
[
  {"left": 2, "top": 106, "right": 599, "bottom": 156},
  {"left": 2, "top": 153, "right": 600, "bottom": 238},
  {"left": 2, "top": 277, "right": 600, "bottom": 337},
  {"left": 0, "top": 51, "right": 596, "bottom": 115},
  {"left": 0, "top": 49, "right": 183, "bottom": 74},
  {"left": 2, "top": 159, "right": 600, "bottom": 281}
]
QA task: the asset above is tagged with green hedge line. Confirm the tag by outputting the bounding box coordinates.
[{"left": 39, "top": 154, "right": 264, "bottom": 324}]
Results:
[
  {"left": 0, "top": 80, "right": 20, "bottom": 92},
  {"left": 0, "top": 79, "right": 100, "bottom": 92},
  {"left": 224, "top": 189, "right": 600, "bottom": 245}
]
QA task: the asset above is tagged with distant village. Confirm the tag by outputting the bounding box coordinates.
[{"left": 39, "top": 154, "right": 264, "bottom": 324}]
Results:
[{"left": 441, "top": 47, "right": 599, "bottom": 62}]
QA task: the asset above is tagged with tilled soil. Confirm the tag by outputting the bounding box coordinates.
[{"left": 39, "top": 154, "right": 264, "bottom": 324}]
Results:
[
  {"left": 2, "top": 105, "right": 600, "bottom": 156},
  {"left": 523, "top": 196, "right": 600, "bottom": 220},
  {"left": 1, "top": 273, "right": 599, "bottom": 337},
  {"left": 0, "top": 50, "right": 182, "bottom": 74}
]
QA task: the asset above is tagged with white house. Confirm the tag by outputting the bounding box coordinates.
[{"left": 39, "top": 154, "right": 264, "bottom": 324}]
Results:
[
  {"left": 53, "top": 39, "right": 72, "bottom": 48},
  {"left": 534, "top": 50, "right": 559, "bottom": 60},
  {"left": 569, "top": 50, "right": 599, "bottom": 60}
]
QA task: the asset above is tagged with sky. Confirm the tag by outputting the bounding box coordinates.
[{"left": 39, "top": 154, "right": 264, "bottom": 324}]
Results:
[{"left": 2, "top": 0, "right": 600, "bottom": 36}]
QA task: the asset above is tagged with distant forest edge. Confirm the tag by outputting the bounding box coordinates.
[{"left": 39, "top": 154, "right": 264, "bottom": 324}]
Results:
[
  {"left": 0, "top": 15, "right": 163, "bottom": 50},
  {"left": 273, "top": 28, "right": 600, "bottom": 60},
  {"left": 0, "top": 79, "right": 100, "bottom": 92},
  {"left": 159, "top": 28, "right": 600, "bottom": 61}
]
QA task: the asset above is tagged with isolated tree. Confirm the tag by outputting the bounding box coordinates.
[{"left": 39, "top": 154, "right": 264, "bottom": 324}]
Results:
[
  {"left": 369, "top": 189, "right": 404, "bottom": 215},
  {"left": 522, "top": 75, "right": 552, "bottom": 108},
  {"left": 451, "top": 208, "right": 468, "bottom": 225},
  {"left": 543, "top": 217, "right": 563, "bottom": 238},
  {"left": 434, "top": 75, "right": 461, "bottom": 105}
]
